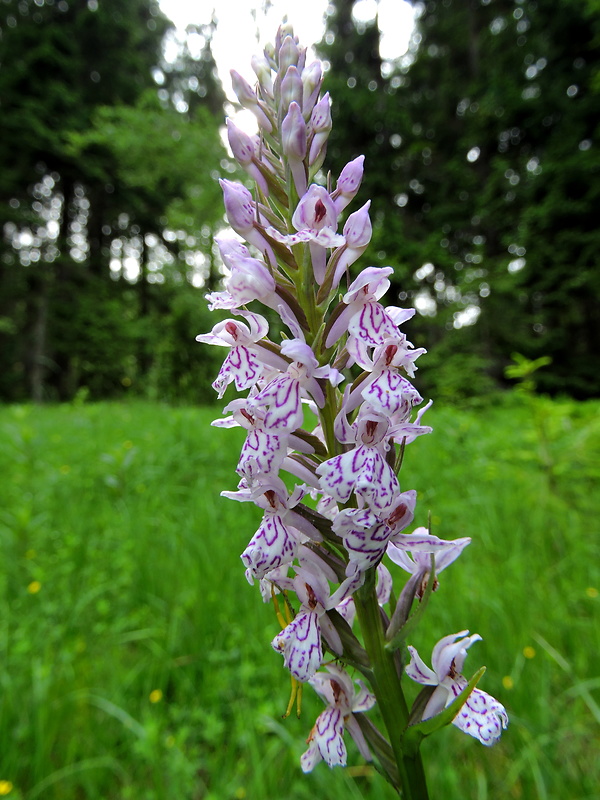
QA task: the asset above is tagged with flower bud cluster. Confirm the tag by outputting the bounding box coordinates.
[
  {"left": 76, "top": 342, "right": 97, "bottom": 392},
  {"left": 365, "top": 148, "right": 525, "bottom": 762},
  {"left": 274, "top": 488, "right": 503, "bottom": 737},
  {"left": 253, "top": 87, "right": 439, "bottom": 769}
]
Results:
[{"left": 198, "top": 25, "right": 507, "bottom": 785}]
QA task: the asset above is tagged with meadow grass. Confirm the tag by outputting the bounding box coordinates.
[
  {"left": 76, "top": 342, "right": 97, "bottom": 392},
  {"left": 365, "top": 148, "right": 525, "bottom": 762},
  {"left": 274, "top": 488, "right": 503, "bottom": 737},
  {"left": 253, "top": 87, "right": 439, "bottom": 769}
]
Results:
[{"left": 0, "top": 395, "right": 598, "bottom": 800}]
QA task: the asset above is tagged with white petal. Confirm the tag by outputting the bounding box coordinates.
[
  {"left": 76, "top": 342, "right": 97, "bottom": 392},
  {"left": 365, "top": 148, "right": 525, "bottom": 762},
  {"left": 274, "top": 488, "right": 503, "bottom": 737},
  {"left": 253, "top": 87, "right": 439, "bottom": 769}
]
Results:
[{"left": 405, "top": 645, "right": 438, "bottom": 686}]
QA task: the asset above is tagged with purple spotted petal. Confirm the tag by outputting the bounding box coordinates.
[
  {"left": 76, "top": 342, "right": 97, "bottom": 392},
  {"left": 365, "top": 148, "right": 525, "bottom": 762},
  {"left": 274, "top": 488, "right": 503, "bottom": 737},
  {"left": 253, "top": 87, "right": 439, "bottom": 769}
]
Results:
[
  {"left": 333, "top": 507, "right": 392, "bottom": 572},
  {"left": 240, "top": 513, "right": 297, "bottom": 581},
  {"left": 272, "top": 611, "right": 323, "bottom": 682},
  {"left": 353, "top": 448, "right": 400, "bottom": 514},
  {"left": 448, "top": 680, "right": 509, "bottom": 746},
  {"left": 316, "top": 451, "right": 357, "bottom": 504}
]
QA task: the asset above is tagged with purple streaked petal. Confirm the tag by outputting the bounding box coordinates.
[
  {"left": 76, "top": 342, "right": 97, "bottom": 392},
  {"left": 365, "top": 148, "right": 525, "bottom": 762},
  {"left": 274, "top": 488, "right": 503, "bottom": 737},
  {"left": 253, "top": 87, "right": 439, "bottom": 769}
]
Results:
[
  {"left": 362, "top": 370, "right": 423, "bottom": 416},
  {"left": 328, "top": 570, "right": 365, "bottom": 608},
  {"left": 308, "top": 706, "right": 346, "bottom": 768},
  {"left": 449, "top": 682, "right": 509, "bottom": 746},
  {"left": 317, "top": 446, "right": 400, "bottom": 514},
  {"left": 237, "top": 429, "right": 287, "bottom": 479},
  {"left": 335, "top": 596, "right": 356, "bottom": 626},
  {"left": 312, "top": 228, "right": 345, "bottom": 248},
  {"left": 272, "top": 611, "right": 322, "bottom": 682},
  {"left": 333, "top": 508, "right": 391, "bottom": 572},
  {"left": 300, "top": 738, "right": 322, "bottom": 773},
  {"left": 254, "top": 374, "right": 303, "bottom": 432},
  {"left": 351, "top": 681, "right": 376, "bottom": 714},
  {"left": 212, "top": 346, "right": 263, "bottom": 398},
  {"left": 354, "top": 449, "right": 400, "bottom": 514},
  {"left": 316, "top": 451, "right": 359, "bottom": 504},
  {"left": 386, "top": 306, "right": 416, "bottom": 326},
  {"left": 205, "top": 290, "right": 239, "bottom": 310},
  {"left": 241, "top": 512, "right": 298, "bottom": 581},
  {"left": 376, "top": 563, "right": 393, "bottom": 606},
  {"left": 349, "top": 302, "right": 400, "bottom": 347}
]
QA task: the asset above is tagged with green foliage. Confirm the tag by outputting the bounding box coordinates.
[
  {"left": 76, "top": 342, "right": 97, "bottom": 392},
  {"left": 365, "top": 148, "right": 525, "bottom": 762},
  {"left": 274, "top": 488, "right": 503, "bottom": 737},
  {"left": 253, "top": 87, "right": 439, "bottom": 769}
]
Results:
[
  {"left": 0, "top": 397, "right": 598, "bottom": 798},
  {"left": 144, "top": 284, "right": 227, "bottom": 405},
  {"left": 504, "top": 352, "right": 553, "bottom": 394},
  {"left": 65, "top": 90, "right": 224, "bottom": 225},
  {"left": 0, "top": 0, "right": 170, "bottom": 193},
  {"left": 0, "top": 0, "right": 231, "bottom": 404},
  {"left": 319, "top": 0, "right": 600, "bottom": 398}
]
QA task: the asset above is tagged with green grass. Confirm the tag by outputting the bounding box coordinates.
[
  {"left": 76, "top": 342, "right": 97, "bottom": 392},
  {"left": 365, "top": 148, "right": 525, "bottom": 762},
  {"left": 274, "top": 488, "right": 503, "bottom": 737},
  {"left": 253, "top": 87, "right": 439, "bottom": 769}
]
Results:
[{"left": 0, "top": 395, "right": 598, "bottom": 799}]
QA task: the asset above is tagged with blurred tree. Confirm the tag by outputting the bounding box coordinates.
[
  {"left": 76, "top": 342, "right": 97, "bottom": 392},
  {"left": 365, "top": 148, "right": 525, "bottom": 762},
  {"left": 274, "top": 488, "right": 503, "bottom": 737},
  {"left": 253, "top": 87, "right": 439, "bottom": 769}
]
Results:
[
  {"left": 319, "top": 0, "right": 600, "bottom": 398},
  {"left": 0, "top": 0, "right": 227, "bottom": 401}
]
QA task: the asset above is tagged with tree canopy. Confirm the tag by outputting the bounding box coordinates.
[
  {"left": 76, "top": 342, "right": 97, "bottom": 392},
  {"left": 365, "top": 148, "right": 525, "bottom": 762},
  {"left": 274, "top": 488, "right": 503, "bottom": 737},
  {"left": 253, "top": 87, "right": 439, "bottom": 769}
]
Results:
[
  {"left": 318, "top": 0, "right": 600, "bottom": 398},
  {"left": 0, "top": 0, "right": 228, "bottom": 401}
]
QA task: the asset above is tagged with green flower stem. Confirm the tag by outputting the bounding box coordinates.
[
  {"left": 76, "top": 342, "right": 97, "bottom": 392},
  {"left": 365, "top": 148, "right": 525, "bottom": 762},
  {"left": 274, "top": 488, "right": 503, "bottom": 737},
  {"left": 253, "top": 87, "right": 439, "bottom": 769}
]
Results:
[{"left": 355, "top": 572, "right": 430, "bottom": 799}]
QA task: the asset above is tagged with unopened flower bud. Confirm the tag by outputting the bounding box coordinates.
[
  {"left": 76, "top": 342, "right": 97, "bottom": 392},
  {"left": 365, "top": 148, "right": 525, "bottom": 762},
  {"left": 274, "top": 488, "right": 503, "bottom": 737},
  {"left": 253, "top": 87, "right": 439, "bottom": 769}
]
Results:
[
  {"left": 343, "top": 200, "right": 372, "bottom": 247},
  {"left": 227, "top": 120, "right": 269, "bottom": 196},
  {"left": 216, "top": 236, "right": 250, "bottom": 265},
  {"left": 279, "top": 34, "right": 300, "bottom": 73},
  {"left": 230, "top": 70, "right": 273, "bottom": 133},
  {"left": 280, "top": 65, "right": 303, "bottom": 116},
  {"left": 230, "top": 70, "right": 257, "bottom": 106},
  {"left": 282, "top": 101, "right": 308, "bottom": 196},
  {"left": 333, "top": 202, "right": 373, "bottom": 286},
  {"left": 220, "top": 179, "right": 255, "bottom": 234},
  {"left": 334, "top": 155, "right": 365, "bottom": 213},
  {"left": 263, "top": 41, "right": 276, "bottom": 63},
  {"left": 275, "top": 22, "right": 295, "bottom": 53},
  {"left": 251, "top": 54, "right": 274, "bottom": 98},
  {"left": 308, "top": 93, "right": 332, "bottom": 165},
  {"left": 227, "top": 119, "right": 254, "bottom": 166},
  {"left": 219, "top": 180, "right": 275, "bottom": 263},
  {"left": 215, "top": 237, "right": 276, "bottom": 306},
  {"left": 302, "top": 60, "right": 323, "bottom": 118},
  {"left": 282, "top": 102, "right": 307, "bottom": 160}
]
